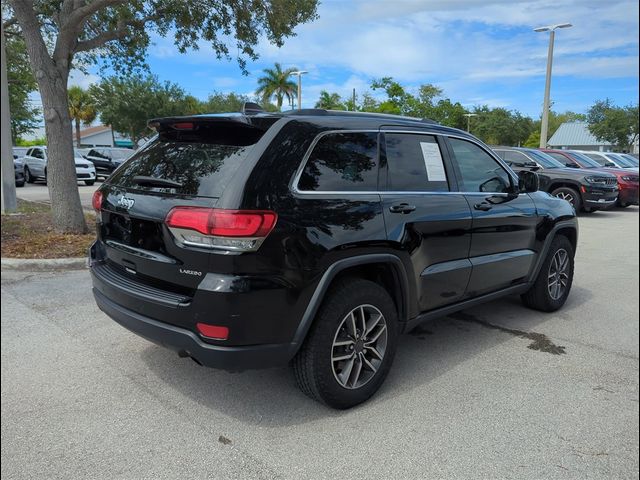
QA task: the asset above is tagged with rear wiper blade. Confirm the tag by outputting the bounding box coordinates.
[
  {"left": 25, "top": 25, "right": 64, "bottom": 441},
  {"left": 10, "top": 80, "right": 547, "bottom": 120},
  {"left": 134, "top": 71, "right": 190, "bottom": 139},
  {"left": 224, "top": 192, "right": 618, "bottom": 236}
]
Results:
[{"left": 133, "top": 176, "right": 183, "bottom": 188}]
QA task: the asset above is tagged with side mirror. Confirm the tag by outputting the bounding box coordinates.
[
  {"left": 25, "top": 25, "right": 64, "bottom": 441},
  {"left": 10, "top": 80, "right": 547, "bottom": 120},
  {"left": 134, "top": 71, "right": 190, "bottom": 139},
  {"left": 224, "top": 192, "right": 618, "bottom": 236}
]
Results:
[
  {"left": 566, "top": 163, "right": 579, "bottom": 168},
  {"left": 605, "top": 162, "right": 616, "bottom": 167},
  {"left": 518, "top": 170, "right": 539, "bottom": 193}
]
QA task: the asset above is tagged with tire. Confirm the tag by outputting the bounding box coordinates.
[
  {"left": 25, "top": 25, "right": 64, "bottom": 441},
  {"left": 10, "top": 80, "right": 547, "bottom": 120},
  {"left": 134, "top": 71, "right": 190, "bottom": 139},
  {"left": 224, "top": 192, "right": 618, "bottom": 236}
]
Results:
[
  {"left": 85, "top": 180, "right": 95, "bottom": 186},
  {"left": 521, "top": 235, "right": 575, "bottom": 312},
  {"left": 15, "top": 180, "right": 25, "bottom": 188},
  {"left": 617, "top": 199, "right": 629, "bottom": 208},
  {"left": 551, "top": 186, "right": 582, "bottom": 212},
  {"left": 24, "top": 167, "right": 34, "bottom": 184},
  {"left": 292, "top": 278, "right": 398, "bottom": 409}
]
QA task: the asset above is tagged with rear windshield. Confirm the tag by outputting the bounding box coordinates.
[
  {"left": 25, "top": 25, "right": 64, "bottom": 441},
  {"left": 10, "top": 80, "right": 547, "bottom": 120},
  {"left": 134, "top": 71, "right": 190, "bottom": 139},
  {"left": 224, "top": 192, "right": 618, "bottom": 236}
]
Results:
[{"left": 107, "top": 140, "right": 254, "bottom": 198}]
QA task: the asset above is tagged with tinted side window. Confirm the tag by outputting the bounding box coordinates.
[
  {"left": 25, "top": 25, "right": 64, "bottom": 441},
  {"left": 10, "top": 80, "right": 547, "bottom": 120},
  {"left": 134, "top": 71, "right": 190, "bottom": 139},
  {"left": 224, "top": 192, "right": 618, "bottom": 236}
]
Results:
[
  {"left": 502, "top": 150, "right": 528, "bottom": 166},
  {"left": 449, "top": 138, "right": 512, "bottom": 193},
  {"left": 26, "top": 149, "right": 32, "bottom": 156},
  {"left": 385, "top": 133, "right": 449, "bottom": 191},
  {"left": 547, "top": 152, "right": 573, "bottom": 166},
  {"left": 298, "top": 132, "right": 379, "bottom": 191},
  {"left": 32, "top": 149, "right": 44, "bottom": 159}
]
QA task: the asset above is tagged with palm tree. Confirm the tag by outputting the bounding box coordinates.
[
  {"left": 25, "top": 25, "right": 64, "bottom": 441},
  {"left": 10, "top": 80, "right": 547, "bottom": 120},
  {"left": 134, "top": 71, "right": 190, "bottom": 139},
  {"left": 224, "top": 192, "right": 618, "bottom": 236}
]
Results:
[
  {"left": 68, "top": 86, "right": 97, "bottom": 147},
  {"left": 315, "top": 91, "right": 345, "bottom": 110},
  {"left": 256, "top": 63, "right": 297, "bottom": 111}
]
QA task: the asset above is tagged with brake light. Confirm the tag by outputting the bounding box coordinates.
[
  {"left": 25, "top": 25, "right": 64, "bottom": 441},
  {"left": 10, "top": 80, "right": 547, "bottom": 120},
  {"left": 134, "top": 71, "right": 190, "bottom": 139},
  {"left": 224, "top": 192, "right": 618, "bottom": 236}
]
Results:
[
  {"left": 196, "top": 323, "right": 229, "bottom": 340},
  {"left": 92, "top": 190, "right": 103, "bottom": 212},
  {"left": 172, "top": 122, "right": 194, "bottom": 130},
  {"left": 165, "top": 207, "right": 277, "bottom": 252}
]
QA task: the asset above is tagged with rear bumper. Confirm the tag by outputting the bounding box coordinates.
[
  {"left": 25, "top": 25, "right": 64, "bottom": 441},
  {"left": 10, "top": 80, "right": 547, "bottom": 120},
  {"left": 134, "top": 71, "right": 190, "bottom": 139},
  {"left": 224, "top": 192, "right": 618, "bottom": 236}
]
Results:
[{"left": 93, "top": 287, "right": 294, "bottom": 371}]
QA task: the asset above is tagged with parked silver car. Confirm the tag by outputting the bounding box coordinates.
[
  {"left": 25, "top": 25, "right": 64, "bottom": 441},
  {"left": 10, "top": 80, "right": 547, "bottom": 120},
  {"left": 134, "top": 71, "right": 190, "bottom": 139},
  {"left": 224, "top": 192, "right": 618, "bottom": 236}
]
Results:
[{"left": 22, "top": 146, "right": 97, "bottom": 186}]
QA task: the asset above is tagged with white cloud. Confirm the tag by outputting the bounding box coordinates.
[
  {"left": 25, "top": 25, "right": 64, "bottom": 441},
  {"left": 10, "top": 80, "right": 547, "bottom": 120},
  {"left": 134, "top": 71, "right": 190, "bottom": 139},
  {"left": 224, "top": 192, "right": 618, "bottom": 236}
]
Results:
[
  {"left": 68, "top": 70, "right": 100, "bottom": 89},
  {"left": 255, "top": 0, "right": 638, "bottom": 83}
]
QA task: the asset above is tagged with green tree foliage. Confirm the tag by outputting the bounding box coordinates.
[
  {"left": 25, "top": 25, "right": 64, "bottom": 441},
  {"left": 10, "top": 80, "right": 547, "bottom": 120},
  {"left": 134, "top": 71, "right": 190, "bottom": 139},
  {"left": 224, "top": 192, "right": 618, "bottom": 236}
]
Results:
[
  {"left": 6, "top": 0, "right": 318, "bottom": 233},
  {"left": 315, "top": 91, "right": 346, "bottom": 110},
  {"left": 90, "top": 75, "right": 191, "bottom": 146},
  {"left": 256, "top": 63, "right": 298, "bottom": 110},
  {"left": 203, "top": 92, "right": 251, "bottom": 113},
  {"left": 587, "top": 99, "right": 639, "bottom": 151},
  {"left": 68, "top": 86, "right": 97, "bottom": 147},
  {"left": 471, "top": 106, "right": 533, "bottom": 146},
  {"left": 3, "top": 22, "right": 39, "bottom": 141}
]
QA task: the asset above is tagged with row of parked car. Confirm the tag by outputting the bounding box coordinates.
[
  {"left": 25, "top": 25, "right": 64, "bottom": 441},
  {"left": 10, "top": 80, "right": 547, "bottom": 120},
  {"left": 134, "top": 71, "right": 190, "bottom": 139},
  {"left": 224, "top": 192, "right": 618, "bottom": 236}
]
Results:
[
  {"left": 492, "top": 147, "right": 639, "bottom": 211},
  {"left": 12, "top": 146, "right": 134, "bottom": 187}
]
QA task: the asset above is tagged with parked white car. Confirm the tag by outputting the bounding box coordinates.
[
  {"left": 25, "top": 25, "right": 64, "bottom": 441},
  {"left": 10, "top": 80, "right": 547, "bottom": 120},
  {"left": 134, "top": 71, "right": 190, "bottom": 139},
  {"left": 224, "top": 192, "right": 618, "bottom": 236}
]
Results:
[
  {"left": 574, "top": 150, "right": 639, "bottom": 172},
  {"left": 22, "top": 146, "right": 97, "bottom": 186}
]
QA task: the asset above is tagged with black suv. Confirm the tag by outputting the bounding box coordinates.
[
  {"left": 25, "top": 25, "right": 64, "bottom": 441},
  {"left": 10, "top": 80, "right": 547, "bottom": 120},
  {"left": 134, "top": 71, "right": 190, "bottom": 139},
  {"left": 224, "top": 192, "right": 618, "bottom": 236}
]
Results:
[
  {"left": 493, "top": 146, "right": 618, "bottom": 212},
  {"left": 85, "top": 147, "right": 134, "bottom": 178},
  {"left": 90, "top": 107, "right": 578, "bottom": 409}
]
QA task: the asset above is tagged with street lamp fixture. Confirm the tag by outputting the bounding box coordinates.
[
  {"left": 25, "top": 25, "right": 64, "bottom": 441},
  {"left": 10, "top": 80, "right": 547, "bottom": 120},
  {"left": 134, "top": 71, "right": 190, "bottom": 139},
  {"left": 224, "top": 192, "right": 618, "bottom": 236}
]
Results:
[
  {"left": 290, "top": 70, "right": 308, "bottom": 110},
  {"left": 463, "top": 113, "right": 478, "bottom": 132},
  {"left": 535, "top": 22, "right": 572, "bottom": 148}
]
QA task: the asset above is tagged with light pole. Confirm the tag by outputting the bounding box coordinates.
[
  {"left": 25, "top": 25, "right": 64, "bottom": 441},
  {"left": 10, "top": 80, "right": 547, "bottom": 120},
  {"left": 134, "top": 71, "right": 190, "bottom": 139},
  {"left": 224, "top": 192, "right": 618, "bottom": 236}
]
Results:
[
  {"left": 290, "top": 70, "right": 308, "bottom": 110},
  {"left": 463, "top": 113, "right": 478, "bottom": 132},
  {"left": 534, "top": 22, "right": 572, "bottom": 148}
]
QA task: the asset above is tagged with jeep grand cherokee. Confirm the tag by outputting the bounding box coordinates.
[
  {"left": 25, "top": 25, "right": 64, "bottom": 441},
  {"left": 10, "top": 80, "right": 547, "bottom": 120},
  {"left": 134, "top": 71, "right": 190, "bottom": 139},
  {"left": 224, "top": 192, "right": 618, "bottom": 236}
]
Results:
[{"left": 90, "top": 106, "right": 578, "bottom": 409}]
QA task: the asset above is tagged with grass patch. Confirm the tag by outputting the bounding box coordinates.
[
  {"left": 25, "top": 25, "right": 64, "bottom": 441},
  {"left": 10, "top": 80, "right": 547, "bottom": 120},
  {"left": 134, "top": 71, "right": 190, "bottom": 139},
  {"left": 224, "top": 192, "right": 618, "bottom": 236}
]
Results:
[{"left": 1, "top": 200, "right": 95, "bottom": 259}]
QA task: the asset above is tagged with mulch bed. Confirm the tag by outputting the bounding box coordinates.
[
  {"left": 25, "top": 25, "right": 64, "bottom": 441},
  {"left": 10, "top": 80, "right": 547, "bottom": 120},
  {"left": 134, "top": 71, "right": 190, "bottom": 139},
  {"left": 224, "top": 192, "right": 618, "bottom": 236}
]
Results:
[{"left": 1, "top": 200, "right": 96, "bottom": 259}]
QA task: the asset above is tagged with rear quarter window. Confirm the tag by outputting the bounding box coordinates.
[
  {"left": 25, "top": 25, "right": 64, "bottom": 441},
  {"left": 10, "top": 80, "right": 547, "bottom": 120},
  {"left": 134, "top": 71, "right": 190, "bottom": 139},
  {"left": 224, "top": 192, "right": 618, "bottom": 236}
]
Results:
[{"left": 297, "top": 132, "right": 379, "bottom": 192}]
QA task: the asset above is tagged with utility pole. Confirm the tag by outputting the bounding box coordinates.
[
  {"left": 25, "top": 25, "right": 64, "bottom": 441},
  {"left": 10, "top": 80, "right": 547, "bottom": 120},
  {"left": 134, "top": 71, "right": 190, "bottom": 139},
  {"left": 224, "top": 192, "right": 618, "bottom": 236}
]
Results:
[
  {"left": 535, "top": 23, "right": 572, "bottom": 148},
  {"left": 463, "top": 113, "right": 478, "bottom": 132},
  {"left": 1, "top": 22, "right": 18, "bottom": 214},
  {"left": 290, "top": 71, "right": 308, "bottom": 110},
  {"left": 352, "top": 88, "right": 356, "bottom": 111}
]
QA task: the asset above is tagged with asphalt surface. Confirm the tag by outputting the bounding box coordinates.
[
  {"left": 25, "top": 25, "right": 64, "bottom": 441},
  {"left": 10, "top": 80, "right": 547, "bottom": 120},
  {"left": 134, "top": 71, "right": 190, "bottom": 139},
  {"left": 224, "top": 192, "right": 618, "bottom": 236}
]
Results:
[
  {"left": 2, "top": 207, "right": 639, "bottom": 479},
  {"left": 16, "top": 182, "right": 100, "bottom": 210}
]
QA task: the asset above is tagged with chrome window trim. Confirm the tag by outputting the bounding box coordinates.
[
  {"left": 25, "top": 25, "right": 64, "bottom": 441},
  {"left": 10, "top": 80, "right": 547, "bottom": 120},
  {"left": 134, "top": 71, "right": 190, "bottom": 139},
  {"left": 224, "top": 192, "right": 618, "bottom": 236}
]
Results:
[{"left": 291, "top": 128, "right": 520, "bottom": 196}]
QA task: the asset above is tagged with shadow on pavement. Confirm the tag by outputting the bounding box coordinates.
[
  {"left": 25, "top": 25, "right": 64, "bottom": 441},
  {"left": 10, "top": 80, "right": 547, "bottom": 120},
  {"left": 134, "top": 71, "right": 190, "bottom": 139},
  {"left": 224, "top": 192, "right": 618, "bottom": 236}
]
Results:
[{"left": 140, "top": 288, "right": 593, "bottom": 426}]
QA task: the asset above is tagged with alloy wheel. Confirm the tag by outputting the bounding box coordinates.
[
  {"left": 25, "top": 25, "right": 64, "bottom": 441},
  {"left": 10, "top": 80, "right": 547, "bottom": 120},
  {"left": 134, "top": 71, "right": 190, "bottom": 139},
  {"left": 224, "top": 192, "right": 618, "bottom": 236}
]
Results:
[
  {"left": 331, "top": 304, "right": 388, "bottom": 390},
  {"left": 548, "top": 248, "right": 570, "bottom": 300},
  {"left": 555, "top": 191, "right": 575, "bottom": 206}
]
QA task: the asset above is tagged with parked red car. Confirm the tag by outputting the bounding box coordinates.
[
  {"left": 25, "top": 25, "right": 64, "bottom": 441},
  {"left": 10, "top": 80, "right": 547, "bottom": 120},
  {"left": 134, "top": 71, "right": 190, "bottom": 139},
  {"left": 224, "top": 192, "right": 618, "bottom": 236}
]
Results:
[{"left": 541, "top": 149, "right": 639, "bottom": 208}]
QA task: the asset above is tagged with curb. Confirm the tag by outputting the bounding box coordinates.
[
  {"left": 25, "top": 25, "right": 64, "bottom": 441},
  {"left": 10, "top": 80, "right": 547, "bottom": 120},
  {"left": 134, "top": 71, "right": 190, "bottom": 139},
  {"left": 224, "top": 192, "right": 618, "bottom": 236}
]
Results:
[{"left": 1, "top": 257, "right": 87, "bottom": 272}]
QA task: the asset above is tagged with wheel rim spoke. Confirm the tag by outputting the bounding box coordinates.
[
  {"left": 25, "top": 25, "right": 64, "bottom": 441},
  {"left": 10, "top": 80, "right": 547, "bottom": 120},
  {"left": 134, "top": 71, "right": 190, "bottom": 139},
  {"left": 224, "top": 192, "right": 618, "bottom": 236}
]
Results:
[
  {"left": 365, "top": 324, "right": 386, "bottom": 345},
  {"left": 365, "top": 345, "right": 383, "bottom": 361},
  {"left": 349, "top": 357, "right": 363, "bottom": 388}
]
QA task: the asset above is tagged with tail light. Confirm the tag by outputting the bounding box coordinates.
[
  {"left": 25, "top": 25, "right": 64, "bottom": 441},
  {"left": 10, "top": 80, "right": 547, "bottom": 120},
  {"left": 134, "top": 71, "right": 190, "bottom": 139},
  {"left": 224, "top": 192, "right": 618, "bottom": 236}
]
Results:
[
  {"left": 165, "top": 207, "right": 277, "bottom": 252},
  {"left": 196, "top": 323, "right": 229, "bottom": 340},
  {"left": 92, "top": 190, "right": 103, "bottom": 212}
]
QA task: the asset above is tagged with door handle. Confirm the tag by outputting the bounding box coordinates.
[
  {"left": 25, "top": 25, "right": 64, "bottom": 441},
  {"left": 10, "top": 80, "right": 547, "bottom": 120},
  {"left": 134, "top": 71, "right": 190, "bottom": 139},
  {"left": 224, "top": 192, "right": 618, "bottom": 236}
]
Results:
[
  {"left": 389, "top": 203, "right": 416, "bottom": 214},
  {"left": 474, "top": 202, "right": 493, "bottom": 211}
]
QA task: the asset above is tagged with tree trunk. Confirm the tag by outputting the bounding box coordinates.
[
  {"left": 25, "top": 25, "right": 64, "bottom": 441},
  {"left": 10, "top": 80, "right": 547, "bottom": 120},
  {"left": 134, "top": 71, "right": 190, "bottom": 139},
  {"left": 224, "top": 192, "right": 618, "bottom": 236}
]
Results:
[
  {"left": 75, "top": 118, "right": 81, "bottom": 148},
  {"left": 11, "top": 0, "right": 88, "bottom": 234},
  {"left": 39, "top": 76, "right": 88, "bottom": 234}
]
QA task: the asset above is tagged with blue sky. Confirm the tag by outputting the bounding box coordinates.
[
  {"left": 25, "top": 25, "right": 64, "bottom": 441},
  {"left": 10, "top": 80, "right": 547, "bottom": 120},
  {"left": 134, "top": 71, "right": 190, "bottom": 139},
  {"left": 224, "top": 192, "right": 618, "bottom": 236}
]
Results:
[{"left": 68, "top": 0, "right": 639, "bottom": 118}]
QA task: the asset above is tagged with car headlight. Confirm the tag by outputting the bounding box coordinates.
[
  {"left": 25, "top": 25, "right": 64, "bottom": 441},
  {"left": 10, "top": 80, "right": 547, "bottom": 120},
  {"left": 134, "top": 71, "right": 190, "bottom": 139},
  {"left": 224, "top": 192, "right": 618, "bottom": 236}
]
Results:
[
  {"left": 621, "top": 175, "right": 639, "bottom": 183},
  {"left": 584, "top": 176, "right": 605, "bottom": 184}
]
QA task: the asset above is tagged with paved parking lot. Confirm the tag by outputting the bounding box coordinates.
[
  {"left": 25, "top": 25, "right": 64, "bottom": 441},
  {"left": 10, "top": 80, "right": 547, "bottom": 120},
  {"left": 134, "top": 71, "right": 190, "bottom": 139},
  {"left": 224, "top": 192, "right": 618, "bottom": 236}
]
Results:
[
  {"left": 16, "top": 182, "right": 100, "bottom": 210},
  {"left": 1, "top": 207, "right": 638, "bottom": 479}
]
